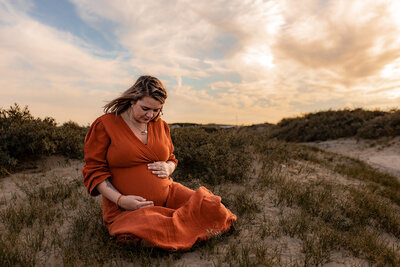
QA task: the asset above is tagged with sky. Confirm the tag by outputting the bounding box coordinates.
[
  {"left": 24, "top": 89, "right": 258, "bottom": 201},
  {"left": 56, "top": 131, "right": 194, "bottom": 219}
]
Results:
[{"left": 0, "top": 0, "right": 400, "bottom": 126}]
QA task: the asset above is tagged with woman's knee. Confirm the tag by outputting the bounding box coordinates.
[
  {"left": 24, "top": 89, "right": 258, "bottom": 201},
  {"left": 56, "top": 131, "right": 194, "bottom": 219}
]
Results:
[{"left": 166, "top": 182, "right": 195, "bottom": 208}]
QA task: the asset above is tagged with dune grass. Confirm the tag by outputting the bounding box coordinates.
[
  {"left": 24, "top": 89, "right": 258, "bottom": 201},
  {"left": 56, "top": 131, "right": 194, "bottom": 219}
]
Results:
[
  {"left": 269, "top": 108, "right": 400, "bottom": 142},
  {"left": 0, "top": 130, "right": 399, "bottom": 266}
]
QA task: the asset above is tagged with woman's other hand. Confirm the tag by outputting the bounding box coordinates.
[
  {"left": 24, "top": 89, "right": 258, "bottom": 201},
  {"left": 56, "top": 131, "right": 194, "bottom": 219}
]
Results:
[
  {"left": 147, "top": 161, "right": 176, "bottom": 178},
  {"left": 119, "top": 195, "right": 154, "bottom": 210}
]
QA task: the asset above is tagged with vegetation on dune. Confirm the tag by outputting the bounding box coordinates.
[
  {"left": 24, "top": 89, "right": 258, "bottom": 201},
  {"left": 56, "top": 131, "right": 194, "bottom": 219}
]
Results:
[
  {"left": 1, "top": 104, "right": 399, "bottom": 176},
  {"left": 0, "top": 104, "right": 88, "bottom": 176},
  {"left": 0, "top": 104, "right": 400, "bottom": 265},
  {"left": 1, "top": 128, "right": 399, "bottom": 266},
  {"left": 171, "top": 127, "right": 254, "bottom": 185},
  {"left": 270, "top": 108, "right": 400, "bottom": 142}
]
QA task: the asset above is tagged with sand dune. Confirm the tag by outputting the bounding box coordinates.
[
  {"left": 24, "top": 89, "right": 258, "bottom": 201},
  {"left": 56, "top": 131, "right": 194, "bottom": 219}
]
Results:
[
  {"left": 304, "top": 136, "right": 400, "bottom": 181},
  {"left": 1, "top": 138, "right": 399, "bottom": 265}
]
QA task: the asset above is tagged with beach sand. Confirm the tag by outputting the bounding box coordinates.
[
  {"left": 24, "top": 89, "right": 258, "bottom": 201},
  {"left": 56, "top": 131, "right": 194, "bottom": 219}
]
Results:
[{"left": 303, "top": 136, "right": 400, "bottom": 181}]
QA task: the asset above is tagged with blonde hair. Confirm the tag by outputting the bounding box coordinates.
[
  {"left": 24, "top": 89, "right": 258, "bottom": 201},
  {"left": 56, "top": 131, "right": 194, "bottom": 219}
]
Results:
[{"left": 104, "top": 76, "right": 167, "bottom": 121}]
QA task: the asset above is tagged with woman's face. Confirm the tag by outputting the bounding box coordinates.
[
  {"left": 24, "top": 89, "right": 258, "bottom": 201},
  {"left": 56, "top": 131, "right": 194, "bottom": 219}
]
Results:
[{"left": 130, "top": 96, "right": 163, "bottom": 124}]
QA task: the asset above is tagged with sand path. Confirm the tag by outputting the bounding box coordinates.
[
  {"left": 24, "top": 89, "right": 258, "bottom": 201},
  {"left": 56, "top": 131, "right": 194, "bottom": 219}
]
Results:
[{"left": 304, "top": 136, "right": 400, "bottom": 180}]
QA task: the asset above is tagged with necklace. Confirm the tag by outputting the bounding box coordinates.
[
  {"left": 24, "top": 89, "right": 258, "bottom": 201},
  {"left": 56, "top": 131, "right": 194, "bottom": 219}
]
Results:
[
  {"left": 128, "top": 109, "right": 148, "bottom": 135},
  {"left": 131, "top": 122, "right": 148, "bottom": 135}
]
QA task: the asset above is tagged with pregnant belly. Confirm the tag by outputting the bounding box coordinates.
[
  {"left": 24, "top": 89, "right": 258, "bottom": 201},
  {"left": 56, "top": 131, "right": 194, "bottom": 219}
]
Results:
[{"left": 110, "top": 165, "right": 173, "bottom": 206}]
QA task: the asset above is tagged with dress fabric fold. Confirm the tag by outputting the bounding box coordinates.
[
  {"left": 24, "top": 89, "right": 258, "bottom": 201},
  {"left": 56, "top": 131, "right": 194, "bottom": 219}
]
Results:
[{"left": 82, "top": 113, "right": 236, "bottom": 251}]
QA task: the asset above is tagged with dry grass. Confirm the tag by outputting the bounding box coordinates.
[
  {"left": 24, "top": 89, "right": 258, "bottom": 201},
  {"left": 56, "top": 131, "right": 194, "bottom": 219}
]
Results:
[{"left": 1, "top": 138, "right": 400, "bottom": 266}]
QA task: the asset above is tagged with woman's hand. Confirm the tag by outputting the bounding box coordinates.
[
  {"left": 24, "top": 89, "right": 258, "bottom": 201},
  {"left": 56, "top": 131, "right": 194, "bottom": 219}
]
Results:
[
  {"left": 119, "top": 195, "right": 154, "bottom": 211},
  {"left": 147, "top": 161, "right": 176, "bottom": 178},
  {"left": 96, "top": 180, "right": 153, "bottom": 210}
]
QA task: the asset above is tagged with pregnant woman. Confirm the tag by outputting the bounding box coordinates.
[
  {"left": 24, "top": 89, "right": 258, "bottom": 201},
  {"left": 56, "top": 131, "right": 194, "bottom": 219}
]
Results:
[{"left": 82, "top": 75, "right": 236, "bottom": 251}]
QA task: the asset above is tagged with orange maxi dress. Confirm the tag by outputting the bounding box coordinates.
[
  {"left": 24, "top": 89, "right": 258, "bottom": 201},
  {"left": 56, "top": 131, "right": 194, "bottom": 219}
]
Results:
[{"left": 82, "top": 113, "right": 236, "bottom": 251}]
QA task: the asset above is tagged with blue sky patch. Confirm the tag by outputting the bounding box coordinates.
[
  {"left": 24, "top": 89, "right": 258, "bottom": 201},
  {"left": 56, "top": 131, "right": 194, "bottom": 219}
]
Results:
[{"left": 28, "top": 0, "right": 119, "bottom": 54}]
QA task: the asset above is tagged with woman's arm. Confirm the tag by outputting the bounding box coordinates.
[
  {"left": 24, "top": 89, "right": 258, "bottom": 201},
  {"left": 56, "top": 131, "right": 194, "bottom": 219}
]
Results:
[
  {"left": 96, "top": 179, "right": 121, "bottom": 203},
  {"left": 84, "top": 117, "right": 154, "bottom": 210},
  {"left": 96, "top": 179, "right": 154, "bottom": 210},
  {"left": 82, "top": 118, "right": 113, "bottom": 196}
]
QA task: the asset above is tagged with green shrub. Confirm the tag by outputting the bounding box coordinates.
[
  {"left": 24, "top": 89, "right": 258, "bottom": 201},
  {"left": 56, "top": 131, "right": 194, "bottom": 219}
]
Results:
[
  {"left": 0, "top": 104, "right": 88, "bottom": 176},
  {"left": 0, "top": 104, "right": 57, "bottom": 158},
  {"left": 357, "top": 109, "right": 400, "bottom": 138},
  {"left": 0, "top": 104, "right": 57, "bottom": 175},
  {"left": 269, "top": 108, "right": 395, "bottom": 142},
  {"left": 171, "top": 127, "right": 254, "bottom": 185},
  {"left": 0, "top": 148, "right": 17, "bottom": 176},
  {"left": 55, "top": 121, "right": 88, "bottom": 159}
]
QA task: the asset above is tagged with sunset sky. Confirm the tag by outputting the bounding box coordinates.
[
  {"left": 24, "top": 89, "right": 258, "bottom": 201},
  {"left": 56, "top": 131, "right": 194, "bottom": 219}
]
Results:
[{"left": 1, "top": 0, "right": 399, "bottom": 125}]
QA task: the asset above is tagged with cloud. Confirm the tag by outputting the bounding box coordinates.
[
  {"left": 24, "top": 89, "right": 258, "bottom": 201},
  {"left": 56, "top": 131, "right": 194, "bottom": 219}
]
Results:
[
  {"left": 64, "top": 0, "right": 291, "bottom": 123},
  {"left": 68, "top": 0, "right": 400, "bottom": 123},
  {"left": 0, "top": 0, "right": 133, "bottom": 124},
  {"left": 0, "top": 0, "right": 399, "bottom": 125},
  {"left": 69, "top": 0, "right": 221, "bottom": 78},
  {"left": 274, "top": 0, "right": 400, "bottom": 86}
]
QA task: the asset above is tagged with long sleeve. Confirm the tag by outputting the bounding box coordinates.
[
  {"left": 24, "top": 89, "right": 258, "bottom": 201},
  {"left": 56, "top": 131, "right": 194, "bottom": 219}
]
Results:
[
  {"left": 82, "top": 117, "right": 112, "bottom": 196},
  {"left": 163, "top": 121, "right": 178, "bottom": 166}
]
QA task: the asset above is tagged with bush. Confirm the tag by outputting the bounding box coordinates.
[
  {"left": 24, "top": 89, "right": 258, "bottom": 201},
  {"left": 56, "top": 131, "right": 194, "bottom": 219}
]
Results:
[
  {"left": 55, "top": 121, "right": 88, "bottom": 159},
  {"left": 0, "top": 104, "right": 58, "bottom": 175},
  {"left": 0, "top": 104, "right": 88, "bottom": 176},
  {"left": 171, "top": 127, "right": 254, "bottom": 185},
  {"left": 0, "top": 148, "right": 17, "bottom": 176},
  {"left": 269, "top": 108, "right": 395, "bottom": 142},
  {"left": 357, "top": 110, "right": 400, "bottom": 139},
  {"left": 0, "top": 104, "right": 57, "bottom": 159}
]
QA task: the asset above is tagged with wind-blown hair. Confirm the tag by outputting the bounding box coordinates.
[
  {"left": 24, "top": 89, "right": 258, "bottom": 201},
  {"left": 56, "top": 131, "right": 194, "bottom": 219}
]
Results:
[{"left": 104, "top": 76, "right": 167, "bottom": 121}]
